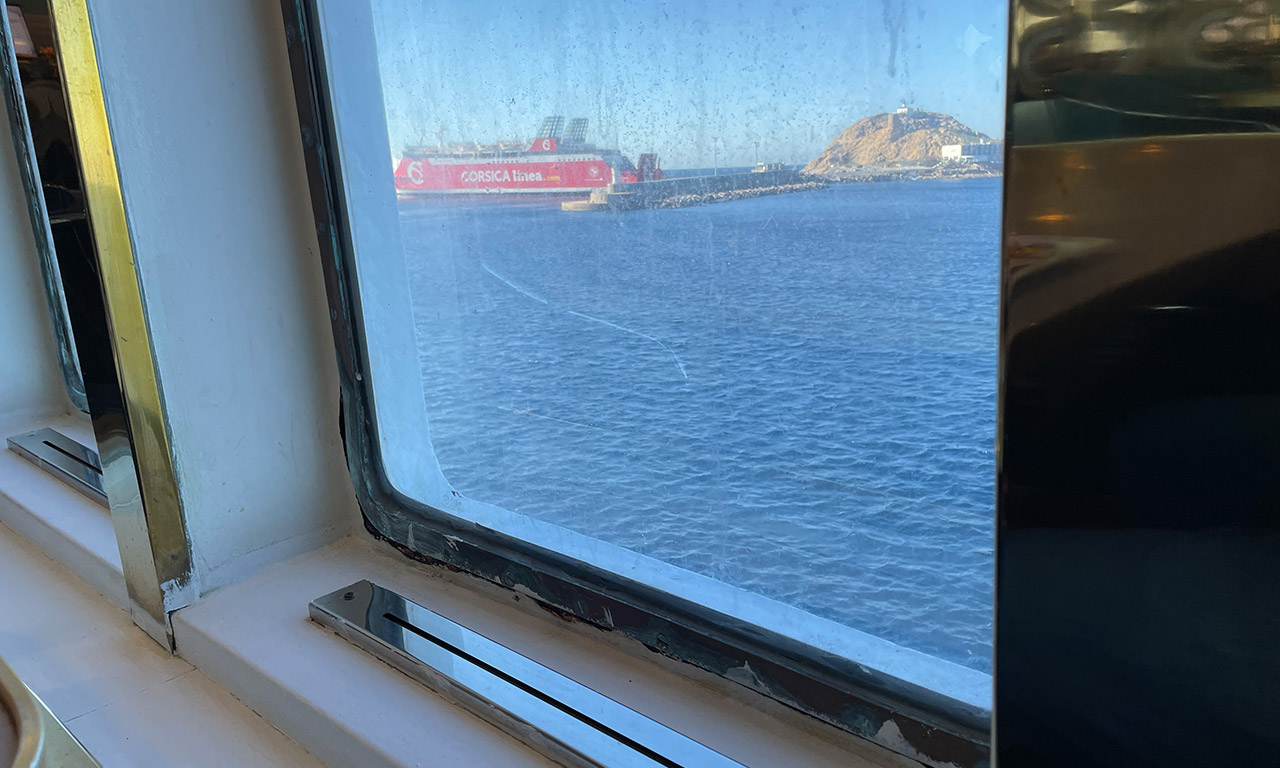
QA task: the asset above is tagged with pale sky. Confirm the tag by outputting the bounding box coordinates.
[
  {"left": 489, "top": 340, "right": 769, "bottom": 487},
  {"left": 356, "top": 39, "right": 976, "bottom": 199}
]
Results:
[{"left": 372, "top": 0, "right": 1007, "bottom": 168}]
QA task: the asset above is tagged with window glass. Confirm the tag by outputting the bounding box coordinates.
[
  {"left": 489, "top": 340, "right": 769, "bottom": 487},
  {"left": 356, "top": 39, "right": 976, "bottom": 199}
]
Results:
[
  {"left": 365, "top": 0, "right": 1004, "bottom": 673},
  {"left": 0, "top": 3, "right": 90, "bottom": 413}
]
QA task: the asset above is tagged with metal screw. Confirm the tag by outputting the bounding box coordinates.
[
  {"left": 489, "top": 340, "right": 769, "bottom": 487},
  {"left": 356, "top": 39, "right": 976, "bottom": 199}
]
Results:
[
  {"left": 655, "top": 633, "right": 669, "bottom": 651},
  {"left": 343, "top": 591, "right": 355, "bottom": 601}
]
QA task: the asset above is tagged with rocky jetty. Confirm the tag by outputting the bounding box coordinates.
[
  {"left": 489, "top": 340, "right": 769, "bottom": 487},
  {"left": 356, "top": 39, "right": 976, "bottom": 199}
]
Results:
[
  {"left": 651, "top": 180, "right": 827, "bottom": 209},
  {"left": 804, "top": 110, "right": 992, "bottom": 174},
  {"left": 563, "top": 170, "right": 827, "bottom": 212}
]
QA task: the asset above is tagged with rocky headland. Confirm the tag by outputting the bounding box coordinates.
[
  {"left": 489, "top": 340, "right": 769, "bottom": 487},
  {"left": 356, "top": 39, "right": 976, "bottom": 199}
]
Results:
[{"left": 804, "top": 109, "right": 1000, "bottom": 181}]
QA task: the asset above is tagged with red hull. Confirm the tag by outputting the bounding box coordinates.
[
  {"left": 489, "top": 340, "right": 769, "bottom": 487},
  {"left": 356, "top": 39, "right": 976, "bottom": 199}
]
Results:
[{"left": 395, "top": 156, "right": 615, "bottom": 195}]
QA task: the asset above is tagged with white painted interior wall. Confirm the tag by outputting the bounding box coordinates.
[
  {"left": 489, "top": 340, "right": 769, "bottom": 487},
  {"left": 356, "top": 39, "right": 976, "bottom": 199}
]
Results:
[
  {"left": 85, "top": 0, "right": 358, "bottom": 591},
  {"left": 0, "top": 96, "right": 74, "bottom": 425}
]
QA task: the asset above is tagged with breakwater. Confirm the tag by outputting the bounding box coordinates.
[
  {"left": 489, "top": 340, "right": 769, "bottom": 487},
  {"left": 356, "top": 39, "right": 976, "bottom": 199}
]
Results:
[
  {"left": 651, "top": 180, "right": 828, "bottom": 209},
  {"left": 818, "top": 162, "right": 1001, "bottom": 184},
  {"left": 562, "top": 169, "right": 826, "bottom": 212}
]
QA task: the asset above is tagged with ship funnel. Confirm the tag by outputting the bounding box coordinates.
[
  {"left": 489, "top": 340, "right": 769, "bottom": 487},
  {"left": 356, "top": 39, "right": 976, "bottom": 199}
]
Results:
[
  {"left": 565, "top": 118, "right": 588, "bottom": 144},
  {"left": 536, "top": 116, "right": 565, "bottom": 139}
]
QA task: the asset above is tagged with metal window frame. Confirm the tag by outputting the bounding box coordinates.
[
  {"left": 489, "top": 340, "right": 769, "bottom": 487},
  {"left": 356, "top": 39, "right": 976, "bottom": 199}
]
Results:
[
  {"left": 279, "top": 2, "right": 992, "bottom": 765},
  {"left": 0, "top": 4, "right": 88, "bottom": 414},
  {"left": 38, "top": 0, "right": 195, "bottom": 648}
]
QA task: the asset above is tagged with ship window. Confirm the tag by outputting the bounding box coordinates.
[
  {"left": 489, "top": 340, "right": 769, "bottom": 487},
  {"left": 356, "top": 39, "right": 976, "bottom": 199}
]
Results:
[
  {"left": 0, "top": 4, "right": 89, "bottom": 413},
  {"left": 286, "top": 0, "right": 1003, "bottom": 763}
]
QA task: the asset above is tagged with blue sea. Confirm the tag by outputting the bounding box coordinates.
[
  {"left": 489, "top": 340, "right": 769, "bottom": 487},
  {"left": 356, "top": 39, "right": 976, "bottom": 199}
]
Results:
[{"left": 402, "top": 177, "right": 998, "bottom": 673}]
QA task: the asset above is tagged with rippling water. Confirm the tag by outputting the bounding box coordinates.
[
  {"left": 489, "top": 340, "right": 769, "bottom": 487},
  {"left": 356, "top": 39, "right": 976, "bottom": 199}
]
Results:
[{"left": 403, "top": 177, "right": 998, "bottom": 672}]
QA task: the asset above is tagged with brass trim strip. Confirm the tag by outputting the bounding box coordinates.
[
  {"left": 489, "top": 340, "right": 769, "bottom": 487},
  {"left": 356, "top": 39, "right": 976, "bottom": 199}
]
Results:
[{"left": 47, "top": 0, "right": 193, "bottom": 646}]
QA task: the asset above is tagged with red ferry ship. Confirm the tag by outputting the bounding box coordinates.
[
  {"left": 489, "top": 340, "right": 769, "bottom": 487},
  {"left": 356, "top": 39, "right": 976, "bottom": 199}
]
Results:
[{"left": 393, "top": 116, "right": 661, "bottom": 197}]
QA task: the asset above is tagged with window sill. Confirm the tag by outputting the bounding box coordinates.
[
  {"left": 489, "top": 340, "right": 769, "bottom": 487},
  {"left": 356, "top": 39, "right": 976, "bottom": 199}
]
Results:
[
  {"left": 174, "top": 534, "right": 921, "bottom": 768},
  {"left": 0, "top": 411, "right": 125, "bottom": 611},
  {"left": 0, "top": 416, "right": 948, "bottom": 768}
]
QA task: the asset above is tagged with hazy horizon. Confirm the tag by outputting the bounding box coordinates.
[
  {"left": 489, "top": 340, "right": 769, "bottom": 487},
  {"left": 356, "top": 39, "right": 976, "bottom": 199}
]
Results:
[{"left": 372, "top": 0, "right": 1007, "bottom": 168}]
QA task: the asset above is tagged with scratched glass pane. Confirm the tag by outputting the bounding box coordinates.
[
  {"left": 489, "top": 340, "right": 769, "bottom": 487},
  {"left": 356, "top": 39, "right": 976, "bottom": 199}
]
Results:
[{"left": 371, "top": 0, "right": 1005, "bottom": 671}]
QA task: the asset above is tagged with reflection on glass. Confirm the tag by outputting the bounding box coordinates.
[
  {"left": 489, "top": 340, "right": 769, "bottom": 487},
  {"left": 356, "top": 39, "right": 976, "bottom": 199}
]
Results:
[
  {"left": 370, "top": 0, "right": 1004, "bottom": 671},
  {"left": 999, "top": 2, "right": 1280, "bottom": 765},
  {"left": 0, "top": 2, "right": 90, "bottom": 412}
]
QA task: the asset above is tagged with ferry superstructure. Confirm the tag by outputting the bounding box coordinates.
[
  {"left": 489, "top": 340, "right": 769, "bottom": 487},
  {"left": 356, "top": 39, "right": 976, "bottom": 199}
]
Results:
[{"left": 394, "top": 116, "right": 661, "bottom": 196}]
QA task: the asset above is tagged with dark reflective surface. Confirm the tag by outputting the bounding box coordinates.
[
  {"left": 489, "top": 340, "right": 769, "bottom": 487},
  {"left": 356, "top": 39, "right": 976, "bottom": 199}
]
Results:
[
  {"left": 311, "top": 581, "right": 746, "bottom": 768},
  {"left": 0, "top": 2, "right": 87, "bottom": 410},
  {"left": 999, "top": 2, "right": 1280, "bottom": 766}
]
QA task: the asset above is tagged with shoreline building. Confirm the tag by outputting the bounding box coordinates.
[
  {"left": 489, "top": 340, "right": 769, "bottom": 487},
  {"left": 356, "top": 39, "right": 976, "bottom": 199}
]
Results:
[{"left": 941, "top": 140, "right": 1004, "bottom": 163}]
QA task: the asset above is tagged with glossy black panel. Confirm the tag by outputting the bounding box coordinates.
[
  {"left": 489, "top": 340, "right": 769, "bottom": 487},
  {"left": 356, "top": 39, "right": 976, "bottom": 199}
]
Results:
[{"left": 998, "top": 3, "right": 1280, "bottom": 766}]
